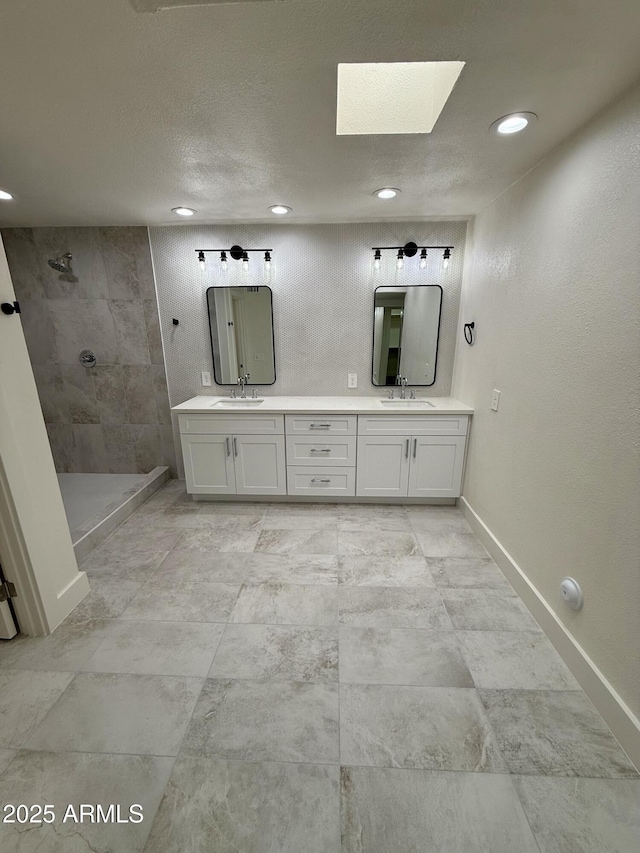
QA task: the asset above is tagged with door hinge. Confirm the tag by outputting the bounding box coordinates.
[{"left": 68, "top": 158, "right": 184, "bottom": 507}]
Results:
[{"left": 0, "top": 580, "right": 17, "bottom": 602}]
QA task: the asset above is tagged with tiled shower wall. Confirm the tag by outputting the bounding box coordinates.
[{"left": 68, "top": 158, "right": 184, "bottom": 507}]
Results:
[{"left": 1, "top": 227, "right": 176, "bottom": 475}]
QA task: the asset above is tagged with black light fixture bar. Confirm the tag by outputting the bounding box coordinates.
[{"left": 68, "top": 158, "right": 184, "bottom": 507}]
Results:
[
  {"left": 372, "top": 241, "right": 454, "bottom": 269},
  {"left": 195, "top": 246, "right": 273, "bottom": 257},
  {"left": 371, "top": 244, "right": 454, "bottom": 252}
]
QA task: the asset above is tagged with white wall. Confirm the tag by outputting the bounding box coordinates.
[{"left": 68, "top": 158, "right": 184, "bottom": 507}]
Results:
[
  {"left": 453, "top": 83, "right": 640, "bottom": 748},
  {"left": 0, "top": 238, "right": 89, "bottom": 634}
]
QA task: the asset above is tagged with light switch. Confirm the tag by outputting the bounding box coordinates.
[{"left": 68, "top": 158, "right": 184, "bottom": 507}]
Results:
[
  {"left": 201, "top": 371, "right": 212, "bottom": 386},
  {"left": 348, "top": 373, "right": 358, "bottom": 389},
  {"left": 491, "top": 389, "right": 500, "bottom": 411}
]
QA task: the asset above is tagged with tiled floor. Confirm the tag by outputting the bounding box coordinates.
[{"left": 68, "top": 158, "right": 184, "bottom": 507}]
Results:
[{"left": 0, "top": 480, "right": 638, "bottom": 852}]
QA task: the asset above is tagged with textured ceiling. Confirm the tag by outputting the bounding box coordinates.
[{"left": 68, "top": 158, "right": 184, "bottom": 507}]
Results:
[{"left": 0, "top": 0, "right": 639, "bottom": 226}]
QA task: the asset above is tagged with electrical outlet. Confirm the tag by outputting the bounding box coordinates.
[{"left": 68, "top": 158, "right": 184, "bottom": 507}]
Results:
[
  {"left": 348, "top": 373, "right": 358, "bottom": 389},
  {"left": 491, "top": 389, "right": 500, "bottom": 411},
  {"left": 201, "top": 371, "right": 211, "bottom": 386}
]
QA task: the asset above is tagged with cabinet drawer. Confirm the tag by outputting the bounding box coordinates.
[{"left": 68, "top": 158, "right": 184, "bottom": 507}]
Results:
[
  {"left": 358, "top": 415, "right": 469, "bottom": 436},
  {"left": 285, "top": 415, "right": 356, "bottom": 435},
  {"left": 286, "top": 435, "right": 356, "bottom": 467},
  {"left": 287, "top": 466, "right": 356, "bottom": 497},
  {"left": 179, "top": 413, "right": 284, "bottom": 435}
]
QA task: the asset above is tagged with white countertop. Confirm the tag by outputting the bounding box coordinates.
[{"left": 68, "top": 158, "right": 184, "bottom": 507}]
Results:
[{"left": 172, "top": 395, "right": 473, "bottom": 415}]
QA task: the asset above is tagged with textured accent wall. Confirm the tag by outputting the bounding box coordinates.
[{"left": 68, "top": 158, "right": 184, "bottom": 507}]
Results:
[
  {"left": 1, "top": 227, "right": 176, "bottom": 475},
  {"left": 452, "top": 83, "right": 640, "bottom": 722}
]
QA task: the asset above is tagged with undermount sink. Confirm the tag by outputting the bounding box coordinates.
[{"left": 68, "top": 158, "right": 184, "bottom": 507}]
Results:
[
  {"left": 210, "top": 399, "right": 264, "bottom": 407},
  {"left": 380, "top": 399, "right": 434, "bottom": 408}
]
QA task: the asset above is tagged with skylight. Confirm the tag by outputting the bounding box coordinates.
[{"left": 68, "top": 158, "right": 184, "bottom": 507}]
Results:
[{"left": 336, "top": 61, "right": 465, "bottom": 135}]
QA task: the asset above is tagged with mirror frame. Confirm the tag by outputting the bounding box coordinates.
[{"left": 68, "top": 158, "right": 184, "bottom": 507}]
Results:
[
  {"left": 206, "top": 285, "right": 277, "bottom": 386},
  {"left": 370, "top": 284, "right": 443, "bottom": 388}
]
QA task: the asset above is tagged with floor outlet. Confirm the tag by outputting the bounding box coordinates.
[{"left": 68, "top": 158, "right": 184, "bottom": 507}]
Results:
[
  {"left": 348, "top": 373, "right": 358, "bottom": 389},
  {"left": 491, "top": 389, "right": 500, "bottom": 411},
  {"left": 201, "top": 371, "right": 212, "bottom": 386}
]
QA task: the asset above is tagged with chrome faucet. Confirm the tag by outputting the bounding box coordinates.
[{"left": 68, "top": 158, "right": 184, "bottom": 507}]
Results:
[
  {"left": 399, "top": 377, "right": 408, "bottom": 399},
  {"left": 237, "top": 373, "right": 250, "bottom": 398},
  {"left": 229, "top": 387, "right": 236, "bottom": 398}
]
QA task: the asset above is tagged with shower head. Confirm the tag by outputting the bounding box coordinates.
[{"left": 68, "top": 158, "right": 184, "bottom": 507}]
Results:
[{"left": 48, "top": 252, "right": 73, "bottom": 273}]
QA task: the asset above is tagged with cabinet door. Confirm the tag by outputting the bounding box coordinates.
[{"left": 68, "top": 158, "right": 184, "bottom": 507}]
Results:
[
  {"left": 356, "top": 436, "right": 410, "bottom": 497},
  {"left": 181, "top": 434, "right": 236, "bottom": 494},
  {"left": 408, "top": 435, "right": 466, "bottom": 498},
  {"left": 234, "top": 434, "right": 287, "bottom": 495}
]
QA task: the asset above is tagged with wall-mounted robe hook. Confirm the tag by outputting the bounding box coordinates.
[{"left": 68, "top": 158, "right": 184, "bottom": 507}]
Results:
[
  {"left": 172, "top": 318, "right": 179, "bottom": 326},
  {"left": 464, "top": 322, "right": 475, "bottom": 345}
]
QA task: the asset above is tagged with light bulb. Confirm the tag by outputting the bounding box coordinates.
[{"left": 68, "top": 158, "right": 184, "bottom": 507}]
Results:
[
  {"left": 497, "top": 116, "right": 528, "bottom": 134},
  {"left": 198, "top": 251, "right": 206, "bottom": 271},
  {"left": 171, "top": 207, "right": 195, "bottom": 216},
  {"left": 373, "top": 249, "right": 381, "bottom": 271},
  {"left": 264, "top": 251, "right": 272, "bottom": 272},
  {"left": 220, "top": 251, "right": 228, "bottom": 272},
  {"left": 419, "top": 249, "right": 427, "bottom": 270},
  {"left": 442, "top": 248, "right": 451, "bottom": 270},
  {"left": 269, "top": 205, "right": 292, "bottom": 215},
  {"left": 0, "top": 189, "right": 13, "bottom": 201},
  {"left": 442, "top": 257, "right": 449, "bottom": 270},
  {"left": 396, "top": 249, "right": 404, "bottom": 270},
  {"left": 242, "top": 252, "right": 249, "bottom": 272}
]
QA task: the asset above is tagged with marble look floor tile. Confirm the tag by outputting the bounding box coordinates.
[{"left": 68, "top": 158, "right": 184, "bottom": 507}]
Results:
[
  {"left": 341, "top": 766, "right": 539, "bottom": 853},
  {"left": 0, "top": 670, "right": 74, "bottom": 747},
  {"left": 339, "top": 628, "right": 473, "bottom": 687},
  {"left": 337, "top": 505, "right": 412, "bottom": 533},
  {"left": 65, "top": 576, "right": 142, "bottom": 622},
  {"left": 338, "top": 586, "right": 450, "bottom": 629},
  {"left": 195, "top": 509, "right": 266, "bottom": 528},
  {"left": 265, "top": 502, "right": 338, "bottom": 516},
  {"left": 512, "top": 776, "right": 640, "bottom": 853},
  {"left": 80, "top": 546, "right": 169, "bottom": 583},
  {"left": 479, "top": 690, "right": 638, "bottom": 777},
  {"left": 262, "top": 511, "right": 338, "bottom": 530},
  {"left": 181, "top": 679, "right": 339, "bottom": 764},
  {"left": 144, "top": 757, "right": 340, "bottom": 853},
  {"left": 0, "top": 750, "right": 16, "bottom": 776},
  {"left": 209, "top": 624, "right": 338, "bottom": 682},
  {"left": 154, "top": 550, "right": 252, "bottom": 583},
  {"left": 457, "top": 631, "right": 580, "bottom": 690},
  {"left": 441, "top": 589, "right": 542, "bottom": 631},
  {"left": 255, "top": 528, "right": 339, "bottom": 555},
  {"left": 340, "top": 684, "right": 505, "bottom": 772},
  {"left": 121, "top": 581, "right": 240, "bottom": 623},
  {"left": 82, "top": 620, "right": 224, "bottom": 676},
  {"left": 26, "top": 673, "right": 203, "bottom": 756},
  {"left": 338, "top": 530, "right": 420, "bottom": 557},
  {"left": 0, "top": 619, "right": 112, "bottom": 671},
  {"left": 248, "top": 553, "right": 338, "bottom": 585},
  {"left": 198, "top": 501, "right": 268, "bottom": 518},
  {"left": 429, "top": 557, "right": 515, "bottom": 591},
  {"left": 0, "top": 750, "right": 173, "bottom": 853},
  {"left": 407, "top": 507, "right": 471, "bottom": 532},
  {"left": 103, "top": 523, "right": 183, "bottom": 553},
  {"left": 230, "top": 582, "right": 338, "bottom": 626},
  {"left": 174, "top": 527, "right": 260, "bottom": 554},
  {"left": 414, "top": 529, "right": 488, "bottom": 559},
  {"left": 338, "top": 555, "right": 435, "bottom": 587}
]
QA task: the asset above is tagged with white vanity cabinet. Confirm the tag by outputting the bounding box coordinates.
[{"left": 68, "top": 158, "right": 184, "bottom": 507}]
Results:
[
  {"left": 179, "top": 413, "right": 286, "bottom": 496},
  {"left": 285, "top": 415, "right": 357, "bottom": 496},
  {"left": 356, "top": 415, "right": 468, "bottom": 498}
]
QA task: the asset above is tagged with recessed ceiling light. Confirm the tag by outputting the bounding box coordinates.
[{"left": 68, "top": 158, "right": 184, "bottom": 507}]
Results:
[
  {"left": 0, "top": 189, "right": 14, "bottom": 200},
  {"left": 337, "top": 61, "right": 465, "bottom": 135},
  {"left": 269, "top": 205, "right": 292, "bottom": 215},
  {"left": 490, "top": 112, "right": 537, "bottom": 135},
  {"left": 374, "top": 188, "right": 401, "bottom": 199},
  {"left": 172, "top": 207, "right": 196, "bottom": 216}
]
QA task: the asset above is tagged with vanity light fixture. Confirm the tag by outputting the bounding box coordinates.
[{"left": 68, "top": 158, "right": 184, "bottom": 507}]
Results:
[
  {"left": 372, "top": 241, "right": 454, "bottom": 271},
  {"left": 172, "top": 206, "right": 196, "bottom": 216},
  {"left": 374, "top": 188, "right": 401, "bottom": 200},
  {"left": 268, "top": 205, "right": 292, "bottom": 215},
  {"left": 0, "top": 189, "right": 13, "bottom": 200},
  {"left": 195, "top": 245, "right": 274, "bottom": 273},
  {"left": 490, "top": 112, "right": 537, "bottom": 135},
  {"left": 198, "top": 251, "right": 206, "bottom": 271}
]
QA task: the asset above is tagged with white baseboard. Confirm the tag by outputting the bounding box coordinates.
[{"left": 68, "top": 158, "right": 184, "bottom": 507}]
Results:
[
  {"left": 50, "top": 570, "right": 91, "bottom": 631},
  {"left": 459, "top": 496, "right": 640, "bottom": 772}
]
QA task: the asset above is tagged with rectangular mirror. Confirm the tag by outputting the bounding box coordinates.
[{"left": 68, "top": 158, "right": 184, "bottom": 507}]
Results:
[
  {"left": 372, "top": 285, "right": 442, "bottom": 386},
  {"left": 207, "top": 286, "right": 276, "bottom": 385}
]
